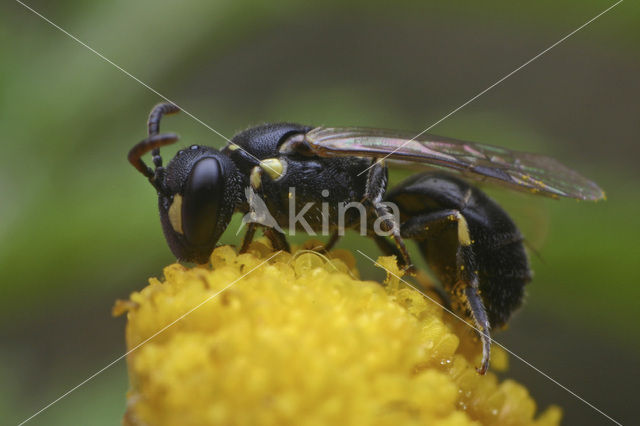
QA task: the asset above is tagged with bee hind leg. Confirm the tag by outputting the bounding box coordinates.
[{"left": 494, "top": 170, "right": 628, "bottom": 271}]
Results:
[
  {"left": 464, "top": 284, "right": 492, "bottom": 375},
  {"left": 400, "top": 209, "right": 492, "bottom": 374}
]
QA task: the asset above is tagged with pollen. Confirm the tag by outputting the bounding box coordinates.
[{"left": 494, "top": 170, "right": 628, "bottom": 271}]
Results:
[{"left": 115, "top": 241, "right": 561, "bottom": 426}]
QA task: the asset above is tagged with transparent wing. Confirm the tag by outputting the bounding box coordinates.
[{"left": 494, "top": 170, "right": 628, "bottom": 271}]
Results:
[{"left": 302, "top": 127, "right": 605, "bottom": 200}]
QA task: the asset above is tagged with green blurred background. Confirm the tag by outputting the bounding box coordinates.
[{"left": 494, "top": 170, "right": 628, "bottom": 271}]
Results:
[{"left": 1, "top": 1, "right": 638, "bottom": 424}]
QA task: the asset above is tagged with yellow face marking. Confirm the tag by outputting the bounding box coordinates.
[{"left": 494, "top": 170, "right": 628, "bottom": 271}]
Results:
[
  {"left": 227, "top": 144, "right": 239, "bottom": 151},
  {"left": 260, "top": 158, "right": 286, "bottom": 180},
  {"left": 455, "top": 212, "right": 472, "bottom": 246},
  {"left": 250, "top": 166, "right": 262, "bottom": 189},
  {"left": 168, "top": 194, "right": 184, "bottom": 235}
]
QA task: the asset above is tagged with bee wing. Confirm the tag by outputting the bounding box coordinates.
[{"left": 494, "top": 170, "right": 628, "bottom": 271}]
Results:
[{"left": 301, "top": 127, "right": 605, "bottom": 201}]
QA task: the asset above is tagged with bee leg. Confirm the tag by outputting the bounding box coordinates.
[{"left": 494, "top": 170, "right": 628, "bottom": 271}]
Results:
[
  {"left": 464, "top": 283, "right": 492, "bottom": 375},
  {"left": 373, "top": 234, "right": 403, "bottom": 258},
  {"left": 317, "top": 230, "right": 341, "bottom": 253},
  {"left": 239, "top": 222, "right": 257, "bottom": 253},
  {"left": 364, "top": 159, "right": 414, "bottom": 273},
  {"left": 243, "top": 164, "right": 290, "bottom": 252},
  {"left": 372, "top": 234, "right": 451, "bottom": 308},
  {"left": 401, "top": 210, "right": 492, "bottom": 374},
  {"left": 388, "top": 224, "right": 414, "bottom": 274},
  {"left": 371, "top": 231, "right": 412, "bottom": 274},
  {"left": 264, "top": 228, "right": 290, "bottom": 252},
  {"left": 240, "top": 223, "right": 290, "bottom": 253},
  {"left": 239, "top": 167, "right": 265, "bottom": 253}
]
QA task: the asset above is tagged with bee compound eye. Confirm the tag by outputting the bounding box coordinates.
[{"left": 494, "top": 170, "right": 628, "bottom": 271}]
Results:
[{"left": 182, "top": 157, "right": 223, "bottom": 246}]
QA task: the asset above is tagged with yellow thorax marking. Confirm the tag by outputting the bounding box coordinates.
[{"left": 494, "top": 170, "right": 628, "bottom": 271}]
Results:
[
  {"left": 168, "top": 194, "right": 184, "bottom": 234},
  {"left": 260, "top": 158, "right": 286, "bottom": 180},
  {"left": 455, "top": 211, "right": 472, "bottom": 246},
  {"left": 250, "top": 166, "right": 262, "bottom": 189}
]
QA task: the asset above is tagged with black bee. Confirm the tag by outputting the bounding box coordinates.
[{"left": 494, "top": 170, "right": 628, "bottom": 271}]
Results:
[{"left": 129, "top": 103, "right": 604, "bottom": 374}]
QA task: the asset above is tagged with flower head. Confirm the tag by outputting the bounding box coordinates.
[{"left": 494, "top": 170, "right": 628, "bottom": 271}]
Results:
[{"left": 115, "top": 241, "right": 561, "bottom": 426}]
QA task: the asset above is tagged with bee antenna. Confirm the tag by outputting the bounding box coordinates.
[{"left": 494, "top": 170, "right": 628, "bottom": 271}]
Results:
[
  {"left": 148, "top": 103, "right": 180, "bottom": 169},
  {"left": 523, "top": 239, "right": 545, "bottom": 264},
  {"left": 128, "top": 133, "right": 180, "bottom": 191},
  {"left": 148, "top": 103, "right": 180, "bottom": 137},
  {"left": 128, "top": 103, "right": 181, "bottom": 193}
]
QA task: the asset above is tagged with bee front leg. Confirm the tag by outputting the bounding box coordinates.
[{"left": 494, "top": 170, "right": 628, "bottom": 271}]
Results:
[
  {"left": 240, "top": 223, "right": 257, "bottom": 253},
  {"left": 264, "top": 228, "right": 290, "bottom": 252},
  {"left": 243, "top": 165, "right": 291, "bottom": 253},
  {"left": 239, "top": 167, "right": 264, "bottom": 253}
]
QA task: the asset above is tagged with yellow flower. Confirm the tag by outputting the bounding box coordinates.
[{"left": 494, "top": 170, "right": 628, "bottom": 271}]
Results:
[{"left": 115, "top": 241, "right": 561, "bottom": 426}]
